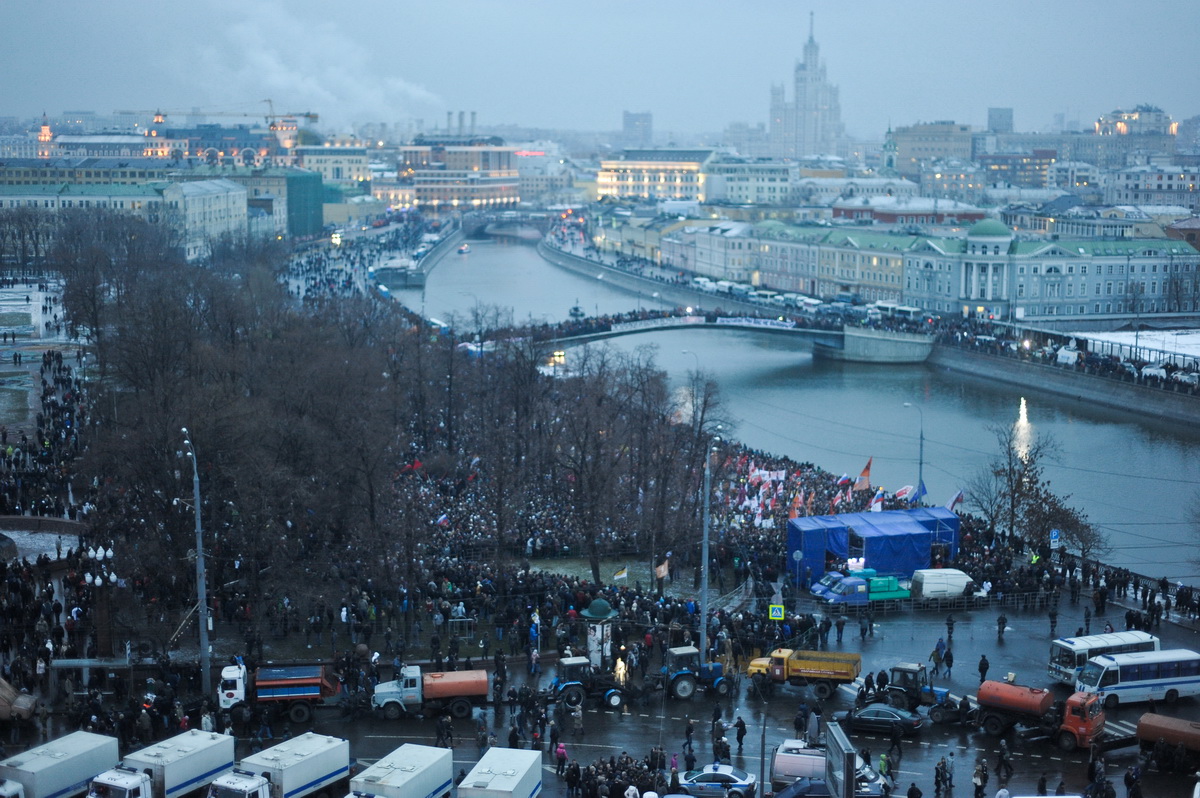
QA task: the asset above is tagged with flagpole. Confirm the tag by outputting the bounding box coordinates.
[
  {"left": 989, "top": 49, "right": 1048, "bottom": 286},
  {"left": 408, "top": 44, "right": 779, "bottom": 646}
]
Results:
[{"left": 700, "top": 443, "right": 712, "bottom": 665}]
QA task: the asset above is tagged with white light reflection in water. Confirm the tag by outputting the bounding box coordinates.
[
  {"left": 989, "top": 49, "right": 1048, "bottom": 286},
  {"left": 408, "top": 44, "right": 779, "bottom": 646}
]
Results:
[{"left": 1014, "top": 397, "right": 1033, "bottom": 458}]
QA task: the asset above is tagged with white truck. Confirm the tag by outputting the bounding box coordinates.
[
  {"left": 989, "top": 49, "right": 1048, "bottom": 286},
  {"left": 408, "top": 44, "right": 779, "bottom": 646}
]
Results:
[
  {"left": 0, "top": 731, "right": 119, "bottom": 798},
  {"left": 90, "top": 731, "right": 234, "bottom": 798},
  {"left": 207, "top": 734, "right": 350, "bottom": 798},
  {"left": 347, "top": 745, "right": 450, "bottom": 798},
  {"left": 456, "top": 749, "right": 541, "bottom": 798}
]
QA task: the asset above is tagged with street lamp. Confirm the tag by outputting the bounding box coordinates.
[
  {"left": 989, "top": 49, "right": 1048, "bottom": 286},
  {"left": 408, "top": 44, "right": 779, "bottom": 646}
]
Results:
[
  {"left": 699, "top": 428, "right": 720, "bottom": 668},
  {"left": 181, "top": 428, "right": 211, "bottom": 693},
  {"left": 85, "top": 545, "right": 121, "bottom": 657},
  {"left": 902, "top": 402, "right": 925, "bottom": 491}
]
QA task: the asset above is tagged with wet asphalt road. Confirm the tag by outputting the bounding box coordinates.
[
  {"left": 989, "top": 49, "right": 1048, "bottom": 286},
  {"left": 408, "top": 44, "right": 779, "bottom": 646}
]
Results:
[{"left": 278, "top": 597, "right": 1200, "bottom": 796}]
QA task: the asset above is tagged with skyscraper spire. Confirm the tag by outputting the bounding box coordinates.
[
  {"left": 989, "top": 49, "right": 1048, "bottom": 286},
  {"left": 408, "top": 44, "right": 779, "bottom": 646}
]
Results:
[{"left": 809, "top": 11, "right": 814, "bottom": 41}]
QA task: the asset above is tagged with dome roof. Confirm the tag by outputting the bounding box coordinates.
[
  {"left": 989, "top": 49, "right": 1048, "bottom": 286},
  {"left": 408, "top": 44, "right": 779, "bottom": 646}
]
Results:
[
  {"left": 968, "top": 218, "right": 1011, "bottom": 238},
  {"left": 580, "top": 597, "right": 619, "bottom": 621}
]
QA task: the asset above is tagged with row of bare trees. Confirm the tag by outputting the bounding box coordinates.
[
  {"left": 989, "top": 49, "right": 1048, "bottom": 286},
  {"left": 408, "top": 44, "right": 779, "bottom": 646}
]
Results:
[{"left": 22, "top": 208, "right": 724, "bottom": 614}]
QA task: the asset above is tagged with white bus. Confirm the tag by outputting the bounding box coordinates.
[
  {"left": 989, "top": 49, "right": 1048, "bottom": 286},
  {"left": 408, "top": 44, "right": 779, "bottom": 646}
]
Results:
[
  {"left": 1076, "top": 648, "right": 1200, "bottom": 709},
  {"left": 1048, "top": 631, "right": 1159, "bottom": 684}
]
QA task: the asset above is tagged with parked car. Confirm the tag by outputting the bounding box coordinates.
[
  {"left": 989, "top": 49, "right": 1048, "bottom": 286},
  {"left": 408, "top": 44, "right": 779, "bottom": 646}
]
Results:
[
  {"left": 775, "top": 778, "right": 888, "bottom": 797},
  {"left": 1142, "top": 363, "right": 1169, "bottom": 380},
  {"left": 678, "top": 764, "right": 758, "bottom": 798},
  {"left": 831, "top": 703, "right": 924, "bottom": 736}
]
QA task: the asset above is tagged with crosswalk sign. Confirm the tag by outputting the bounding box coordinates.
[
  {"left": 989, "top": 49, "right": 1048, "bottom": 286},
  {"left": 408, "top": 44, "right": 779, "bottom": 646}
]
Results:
[{"left": 768, "top": 604, "right": 785, "bottom": 621}]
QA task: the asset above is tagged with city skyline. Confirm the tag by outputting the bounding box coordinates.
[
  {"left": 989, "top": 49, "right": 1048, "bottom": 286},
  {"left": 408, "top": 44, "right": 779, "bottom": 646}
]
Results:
[{"left": 0, "top": 0, "right": 1196, "bottom": 141}]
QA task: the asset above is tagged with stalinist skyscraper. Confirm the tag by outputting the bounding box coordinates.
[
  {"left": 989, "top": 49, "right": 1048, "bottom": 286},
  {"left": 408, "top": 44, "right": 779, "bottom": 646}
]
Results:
[{"left": 768, "top": 14, "right": 846, "bottom": 159}]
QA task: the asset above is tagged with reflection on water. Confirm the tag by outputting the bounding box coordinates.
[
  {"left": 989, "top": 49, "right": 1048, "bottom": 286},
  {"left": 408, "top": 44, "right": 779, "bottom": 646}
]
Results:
[{"left": 1014, "top": 397, "right": 1032, "bottom": 458}]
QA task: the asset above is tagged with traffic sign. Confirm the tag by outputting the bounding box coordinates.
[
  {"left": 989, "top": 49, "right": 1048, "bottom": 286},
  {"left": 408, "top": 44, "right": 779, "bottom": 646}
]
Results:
[
  {"left": 791, "top": 550, "right": 803, "bottom": 562},
  {"left": 768, "top": 604, "right": 785, "bottom": 621},
  {"left": 1050, "top": 528, "right": 1061, "bottom": 546}
]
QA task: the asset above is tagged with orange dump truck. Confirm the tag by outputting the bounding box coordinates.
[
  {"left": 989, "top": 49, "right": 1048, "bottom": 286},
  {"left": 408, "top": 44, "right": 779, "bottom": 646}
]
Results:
[
  {"left": 975, "top": 679, "right": 1110, "bottom": 751},
  {"left": 1136, "top": 713, "right": 1200, "bottom": 771},
  {"left": 372, "top": 666, "right": 489, "bottom": 719}
]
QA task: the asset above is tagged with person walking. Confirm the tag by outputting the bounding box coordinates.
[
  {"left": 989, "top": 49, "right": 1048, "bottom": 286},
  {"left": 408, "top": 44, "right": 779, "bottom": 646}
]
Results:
[
  {"left": 734, "top": 716, "right": 747, "bottom": 751},
  {"left": 978, "top": 655, "right": 990, "bottom": 683},
  {"left": 995, "top": 739, "right": 1014, "bottom": 780},
  {"left": 907, "top": 783, "right": 923, "bottom": 798},
  {"left": 946, "top": 614, "right": 956, "bottom": 643},
  {"left": 929, "top": 646, "right": 943, "bottom": 677},
  {"left": 943, "top": 649, "right": 954, "bottom": 679},
  {"left": 887, "top": 723, "right": 903, "bottom": 761},
  {"left": 836, "top": 614, "right": 847, "bottom": 643}
]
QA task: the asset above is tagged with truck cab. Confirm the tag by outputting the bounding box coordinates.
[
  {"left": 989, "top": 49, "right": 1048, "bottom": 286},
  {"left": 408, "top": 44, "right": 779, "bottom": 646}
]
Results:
[
  {"left": 88, "top": 766, "right": 150, "bottom": 798},
  {"left": 218, "top": 664, "right": 247, "bottom": 710},
  {"left": 207, "top": 770, "right": 265, "bottom": 798},
  {"left": 1059, "top": 692, "right": 1105, "bottom": 751},
  {"left": 372, "top": 666, "right": 424, "bottom": 715}
]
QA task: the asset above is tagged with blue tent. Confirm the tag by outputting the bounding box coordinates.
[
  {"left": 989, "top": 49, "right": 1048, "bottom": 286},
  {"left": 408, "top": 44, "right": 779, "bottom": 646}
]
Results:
[{"left": 786, "top": 507, "right": 960, "bottom": 584}]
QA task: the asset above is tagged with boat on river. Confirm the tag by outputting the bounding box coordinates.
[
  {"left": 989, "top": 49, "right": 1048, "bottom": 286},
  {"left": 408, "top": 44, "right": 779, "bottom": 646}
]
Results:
[
  {"left": 569, "top": 300, "right": 585, "bottom": 320},
  {"left": 458, "top": 244, "right": 471, "bottom": 254}
]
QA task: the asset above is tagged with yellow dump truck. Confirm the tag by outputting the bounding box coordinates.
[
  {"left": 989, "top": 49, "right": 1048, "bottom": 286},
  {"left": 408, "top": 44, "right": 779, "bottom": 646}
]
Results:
[{"left": 746, "top": 648, "right": 862, "bottom": 700}]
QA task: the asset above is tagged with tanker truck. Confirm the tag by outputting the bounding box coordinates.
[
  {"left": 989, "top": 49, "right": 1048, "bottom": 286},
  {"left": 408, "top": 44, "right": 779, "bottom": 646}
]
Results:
[
  {"left": 372, "top": 666, "right": 489, "bottom": 719},
  {"left": 1136, "top": 713, "right": 1200, "bottom": 773},
  {"left": 974, "top": 679, "right": 1132, "bottom": 752},
  {"left": 89, "top": 731, "right": 234, "bottom": 798}
]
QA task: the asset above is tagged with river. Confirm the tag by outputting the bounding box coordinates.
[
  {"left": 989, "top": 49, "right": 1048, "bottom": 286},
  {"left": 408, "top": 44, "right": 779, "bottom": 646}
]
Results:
[{"left": 388, "top": 238, "right": 1200, "bottom": 584}]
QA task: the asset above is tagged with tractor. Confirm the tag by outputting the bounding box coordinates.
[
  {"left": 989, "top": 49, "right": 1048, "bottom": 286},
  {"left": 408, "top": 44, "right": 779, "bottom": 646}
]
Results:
[{"left": 886, "top": 662, "right": 956, "bottom": 722}]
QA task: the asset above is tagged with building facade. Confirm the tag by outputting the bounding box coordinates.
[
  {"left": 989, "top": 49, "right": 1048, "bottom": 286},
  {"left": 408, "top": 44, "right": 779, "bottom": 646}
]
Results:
[
  {"left": 891, "top": 122, "right": 974, "bottom": 180},
  {"left": 396, "top": 135, "right": 520, "bottom": 210},
  {"left": 597, "top": 149, "right": 715, "bottom": 201},
  {"left": 1104, "top": 165, "right": 1199, "bottom": 211}
]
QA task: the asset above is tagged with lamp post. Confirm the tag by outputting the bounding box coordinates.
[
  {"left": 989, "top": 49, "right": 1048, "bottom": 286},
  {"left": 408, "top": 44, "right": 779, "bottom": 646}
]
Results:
[
  {"left": 903, "top": 402, "right": 925, "bottom": 490},
  {"left": 181, "top": 428, "right": 211, "bottom": 693},
  {"left": 85, "top": 544, "right": 119, "bottom": 657}
]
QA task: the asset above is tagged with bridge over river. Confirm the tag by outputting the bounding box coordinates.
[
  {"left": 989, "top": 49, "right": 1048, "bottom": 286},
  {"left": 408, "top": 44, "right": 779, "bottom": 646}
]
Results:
[{"left": 470, "top": 311, "right": 935, "bottom": 363}]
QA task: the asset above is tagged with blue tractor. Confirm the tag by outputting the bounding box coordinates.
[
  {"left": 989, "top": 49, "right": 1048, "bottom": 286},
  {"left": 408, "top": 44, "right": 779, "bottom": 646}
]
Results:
[{"left": 665, "top": 645, "right": 730, "bottom": 700}]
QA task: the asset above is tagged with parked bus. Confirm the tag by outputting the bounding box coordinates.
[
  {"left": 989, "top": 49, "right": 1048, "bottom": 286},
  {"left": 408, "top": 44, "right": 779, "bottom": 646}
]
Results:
[
  {"left": 1076, "top": 648, "right": 1200, "bottom": 709},
  {"left": 1048, "top": 631, "right": 1160, "bottom": 685},
  {"left": 894, "top": 305, "right": 924, "bottom": 321}
]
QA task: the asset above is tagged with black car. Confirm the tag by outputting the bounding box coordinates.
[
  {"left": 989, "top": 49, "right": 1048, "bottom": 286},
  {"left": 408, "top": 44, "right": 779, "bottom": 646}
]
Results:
[{"left": 831, "top": 702, "right": 923, "bottom": 736}]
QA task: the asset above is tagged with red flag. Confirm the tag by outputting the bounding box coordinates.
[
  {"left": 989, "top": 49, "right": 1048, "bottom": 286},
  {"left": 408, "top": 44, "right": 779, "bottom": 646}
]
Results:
[{"left": 853, "top": 457, "right": 873, "bottom": 492}]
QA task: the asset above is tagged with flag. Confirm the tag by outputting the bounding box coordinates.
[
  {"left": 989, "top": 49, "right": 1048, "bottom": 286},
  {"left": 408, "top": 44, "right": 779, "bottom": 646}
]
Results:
[
  {"left": 435, "top": 513, "right": 450, "bottom": 527},
  {"left": 831, "top": 492, "right": 844, "bottom": 512},
  {"left": 655, "top": 560, "right": 670, "bottom": 579},
  {"left": 789, "top": 491, "right": 803, "bottom": 520},
  {"left": 911, "top": 480, "right": 928, "bottom": 504},
  {"left": 836, "top": 473, "right": 852, "bottom": 487},
  {"left": 613, "top": 566, "right": 628, "bottom": 581},
  {"left": 945, "top": 489, "right": 964, "bottom": 511},
  {"left": 869, "top": 488, "right": 885, "bottom": 512},
  {"left": 854, "top": 457, "right": 873, "bottom": 491},
  {"left": 806, "top": 492, "right": 814, "bottom": 516},
  {"left": 893, "top": 485, "right": 914, "bottom": 501}
]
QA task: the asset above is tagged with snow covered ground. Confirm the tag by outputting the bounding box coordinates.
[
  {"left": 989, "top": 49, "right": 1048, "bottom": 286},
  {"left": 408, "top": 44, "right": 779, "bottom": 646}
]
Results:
[{"left": 1071, "top": 329, "right": 1200, "bottom": 359}]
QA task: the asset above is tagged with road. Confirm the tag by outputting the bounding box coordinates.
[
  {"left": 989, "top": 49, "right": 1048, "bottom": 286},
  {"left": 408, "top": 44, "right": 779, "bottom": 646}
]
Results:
[{"left": 234, "top": 595, "right": 1200, "bottom": 797}]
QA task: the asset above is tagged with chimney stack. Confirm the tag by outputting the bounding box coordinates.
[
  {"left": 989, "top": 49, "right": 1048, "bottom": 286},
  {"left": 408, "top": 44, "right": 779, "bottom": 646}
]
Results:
[
  {"left": 458, "top": 111, "right": 465, "bottom": 136},
  {"left": 470, "top": 111, "right": 476, "bottom": 135},
  {"left": 446, "top": 111, "right": 452, "bottom": 132}
]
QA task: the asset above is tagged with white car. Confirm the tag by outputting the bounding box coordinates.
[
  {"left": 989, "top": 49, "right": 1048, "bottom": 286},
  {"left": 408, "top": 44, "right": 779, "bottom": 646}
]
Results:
[{"left": 1141, "top": 363, "right": 1168, "bottom": 379}]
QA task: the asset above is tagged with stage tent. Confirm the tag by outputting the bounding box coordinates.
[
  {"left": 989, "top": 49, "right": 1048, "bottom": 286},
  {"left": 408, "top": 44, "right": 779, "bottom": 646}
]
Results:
[{"left": 786, "top": 507, "right": 960, "bottom": 584}]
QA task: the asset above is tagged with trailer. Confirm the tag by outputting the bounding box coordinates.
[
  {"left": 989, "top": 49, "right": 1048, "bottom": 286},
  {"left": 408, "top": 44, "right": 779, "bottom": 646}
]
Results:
[
  {"left": 0, "top": 732, "right": 118, "bottom": 798},
  {"left": 207, "top": 733, "right": 350, "bottom": 798},
  {"left": 456, "top": 749, "right": 541, "bottom": 798},
  {"left": 347, "top": 744, "right": 451, "bottom": 798},
  {"left": 91, "top": 731, "right": 234, "bottom": 798}
]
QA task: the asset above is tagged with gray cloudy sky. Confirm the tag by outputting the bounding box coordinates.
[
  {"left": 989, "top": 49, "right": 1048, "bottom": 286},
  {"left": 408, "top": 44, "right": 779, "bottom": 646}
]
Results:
[{"left": 2, "top": 0, "right": 1196, "bottom": 139}]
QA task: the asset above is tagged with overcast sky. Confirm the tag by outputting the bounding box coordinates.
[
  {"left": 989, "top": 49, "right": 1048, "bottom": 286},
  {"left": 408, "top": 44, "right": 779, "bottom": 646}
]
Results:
[{"left": 2, "top": 0, "right": 1196, "bottom": 140}]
